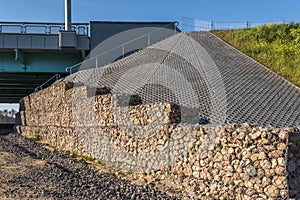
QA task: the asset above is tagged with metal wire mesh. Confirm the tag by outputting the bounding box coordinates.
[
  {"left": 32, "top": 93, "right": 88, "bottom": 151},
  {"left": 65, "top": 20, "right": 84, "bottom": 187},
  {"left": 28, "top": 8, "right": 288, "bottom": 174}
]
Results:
[{"left": 64, "top": 31, "right": 300, "bottom": 128}]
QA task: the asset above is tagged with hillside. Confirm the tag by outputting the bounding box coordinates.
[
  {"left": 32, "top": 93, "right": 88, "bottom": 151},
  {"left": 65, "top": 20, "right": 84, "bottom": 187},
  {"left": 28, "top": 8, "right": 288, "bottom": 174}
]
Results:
[{"left": 211, "top": 23, "right": 300, "bottom": 87}]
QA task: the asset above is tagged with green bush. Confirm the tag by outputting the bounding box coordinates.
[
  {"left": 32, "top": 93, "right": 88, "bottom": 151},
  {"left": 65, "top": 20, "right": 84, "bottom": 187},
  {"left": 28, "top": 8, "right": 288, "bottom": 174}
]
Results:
[{"left": 212, "top": 22, "right": 300, "bottom": 87}]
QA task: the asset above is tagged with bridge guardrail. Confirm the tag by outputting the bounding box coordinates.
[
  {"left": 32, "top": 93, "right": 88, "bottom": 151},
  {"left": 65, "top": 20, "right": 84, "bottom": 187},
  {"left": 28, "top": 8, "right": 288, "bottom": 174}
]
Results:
[{"left": 0, "top": 22, "right": 89, "bottom": 35}]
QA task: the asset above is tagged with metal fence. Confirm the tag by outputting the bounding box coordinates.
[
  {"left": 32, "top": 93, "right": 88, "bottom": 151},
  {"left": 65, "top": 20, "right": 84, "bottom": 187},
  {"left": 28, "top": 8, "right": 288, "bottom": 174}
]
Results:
[
  {"left": 180, "top": 16, "right": 282, "bottom": 32},
  {"left": 0, "top": 22, "right": 89, "bottom": 35}
]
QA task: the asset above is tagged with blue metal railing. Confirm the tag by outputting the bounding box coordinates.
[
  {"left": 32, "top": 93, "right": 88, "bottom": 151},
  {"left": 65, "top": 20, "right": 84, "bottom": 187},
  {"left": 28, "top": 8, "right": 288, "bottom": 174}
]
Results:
[{"left": 0, "top": 22, "right": 89, "bottom": 35}]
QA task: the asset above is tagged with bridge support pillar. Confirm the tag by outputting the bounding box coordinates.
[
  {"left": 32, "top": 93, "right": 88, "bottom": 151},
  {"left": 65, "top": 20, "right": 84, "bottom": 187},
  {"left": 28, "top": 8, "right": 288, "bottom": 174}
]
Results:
[{"left": 14, "top": 49, "right": 27, "bottom": 71}]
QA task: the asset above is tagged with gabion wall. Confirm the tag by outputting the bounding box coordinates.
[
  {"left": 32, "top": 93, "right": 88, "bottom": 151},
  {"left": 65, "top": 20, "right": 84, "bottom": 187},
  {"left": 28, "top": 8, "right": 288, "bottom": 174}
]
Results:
[{"left": 16, "top": 81, "right": 300, "bottom": 199}]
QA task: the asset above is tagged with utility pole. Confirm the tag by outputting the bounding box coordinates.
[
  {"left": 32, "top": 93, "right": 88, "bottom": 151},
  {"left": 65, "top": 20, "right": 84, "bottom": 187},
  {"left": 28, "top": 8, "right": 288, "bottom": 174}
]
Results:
[{"left": 65, "top": 0, "right": 72, "bottom": 31}]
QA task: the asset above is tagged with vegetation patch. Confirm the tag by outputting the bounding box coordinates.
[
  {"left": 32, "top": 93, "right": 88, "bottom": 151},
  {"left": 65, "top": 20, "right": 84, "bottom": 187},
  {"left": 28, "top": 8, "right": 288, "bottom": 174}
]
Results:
[
  {"left": 212, "top": 22, "right": 300, "bottom": 87},
  {"left": 28, "top": 134, "right": 42, "bottom": 142}
]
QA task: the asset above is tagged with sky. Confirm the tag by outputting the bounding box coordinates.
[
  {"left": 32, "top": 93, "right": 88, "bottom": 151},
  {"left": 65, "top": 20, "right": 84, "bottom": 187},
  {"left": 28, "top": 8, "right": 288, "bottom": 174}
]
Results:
[
  {"left": 0, "top": 0, "right": 299, "bottom": 23},
  {"left": 0, "top": 0, "right": 299, "bottom": 111}
]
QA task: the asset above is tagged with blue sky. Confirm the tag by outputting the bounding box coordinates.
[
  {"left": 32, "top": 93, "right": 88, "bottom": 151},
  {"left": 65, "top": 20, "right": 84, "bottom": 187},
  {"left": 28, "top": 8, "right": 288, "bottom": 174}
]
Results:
[
  {"left": 0, "top": 0, "right": 299, "bottom": 23},
  {"left": 0, "top": 0, "right": 299, "bottom": 111}
]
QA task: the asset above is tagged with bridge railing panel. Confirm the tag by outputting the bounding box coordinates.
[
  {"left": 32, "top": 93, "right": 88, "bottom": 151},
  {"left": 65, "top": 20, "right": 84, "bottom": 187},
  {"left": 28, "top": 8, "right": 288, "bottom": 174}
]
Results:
[{"left": 0, "top": 22, "right": 89, "bottom": 35}]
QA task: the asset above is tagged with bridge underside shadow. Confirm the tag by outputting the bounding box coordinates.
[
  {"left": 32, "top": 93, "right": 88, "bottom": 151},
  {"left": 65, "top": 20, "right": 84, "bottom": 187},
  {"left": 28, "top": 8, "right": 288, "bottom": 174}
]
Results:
[
  {"left": 0, "top": 72, "right": 68, "bottom": 103},
  {"left": 0, "top": 49, "right": 85, "bottom": 103}
]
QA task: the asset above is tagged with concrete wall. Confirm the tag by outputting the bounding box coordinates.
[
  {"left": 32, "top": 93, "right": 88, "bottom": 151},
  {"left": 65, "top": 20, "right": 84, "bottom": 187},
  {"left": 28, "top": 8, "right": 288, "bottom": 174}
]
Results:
[
  {"left": 88, "top": 22, "right": 178, "bottom": 67},
  {"left": 90, "top": 22, "right": 178, "bottom": 50},
  {"left": 16, "top": 81, "right": 300, "bottom": 199}
]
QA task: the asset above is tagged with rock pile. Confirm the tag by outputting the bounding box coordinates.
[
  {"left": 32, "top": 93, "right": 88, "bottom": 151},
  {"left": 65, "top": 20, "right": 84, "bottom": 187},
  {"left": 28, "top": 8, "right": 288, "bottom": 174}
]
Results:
[{"left": 16, "top": 81, "right": 300, "bottom": 199}]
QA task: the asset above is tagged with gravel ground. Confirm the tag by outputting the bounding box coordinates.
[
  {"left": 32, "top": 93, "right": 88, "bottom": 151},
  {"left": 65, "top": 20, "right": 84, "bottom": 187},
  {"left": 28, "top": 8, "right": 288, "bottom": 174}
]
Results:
[{"left": 0, "top": 132, "right": 179, "bottom": 200}]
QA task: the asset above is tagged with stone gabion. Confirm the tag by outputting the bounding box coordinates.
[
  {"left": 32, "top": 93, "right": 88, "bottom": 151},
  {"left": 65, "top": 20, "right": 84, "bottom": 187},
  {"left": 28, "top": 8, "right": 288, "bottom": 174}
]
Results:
[{"left": 16, "top": 81, "right": 300, "bottom": 199}]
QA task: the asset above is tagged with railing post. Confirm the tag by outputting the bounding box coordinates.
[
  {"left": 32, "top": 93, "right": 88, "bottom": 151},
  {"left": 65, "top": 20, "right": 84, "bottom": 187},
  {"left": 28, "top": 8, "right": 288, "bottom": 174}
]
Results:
[
  {"left": 180, "top": 16, "right": 183, "bottom": 31},
  {"left": 147, "top": 33, "right": 150, "bottom": 46},
  {"left": 46, "top": 25, "right": 50, "bottom": 34},
  {"left": 174, "top": 22, "right": 176, "bottom": 34},
  {"left": 21, "top": 24, "right": 26, "bottom": 34}
]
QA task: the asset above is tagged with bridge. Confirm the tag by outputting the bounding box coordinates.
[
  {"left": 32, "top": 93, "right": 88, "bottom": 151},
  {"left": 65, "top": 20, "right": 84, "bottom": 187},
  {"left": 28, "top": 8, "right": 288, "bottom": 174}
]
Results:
[
  {"left": 0, "top": 22, "right": 178, "bottom": 103},
  {"left": 0, "top": 0, "right": 178, "bottom": 103},
  {"left": 0, "top": 21, "right": 89, "bottom": 103}
]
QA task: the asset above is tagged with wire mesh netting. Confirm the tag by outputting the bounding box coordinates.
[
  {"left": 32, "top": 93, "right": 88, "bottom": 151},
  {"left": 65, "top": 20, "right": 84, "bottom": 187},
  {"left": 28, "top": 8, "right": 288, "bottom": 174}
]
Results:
[{"left": 64, "top": 31, "right": 300, "bottom": 128}]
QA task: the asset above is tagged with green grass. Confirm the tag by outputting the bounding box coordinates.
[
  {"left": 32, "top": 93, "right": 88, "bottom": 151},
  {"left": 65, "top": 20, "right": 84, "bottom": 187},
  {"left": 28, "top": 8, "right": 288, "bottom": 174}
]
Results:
[
  {"left": 28, "top": 134, "right": 42, "bottom": 142},
  {"left": 127, "top": 168, "right": 134, "bottom": 175},
  {"left": 211, "top": 22, "right": 300, "bottom": 87},
  {"left": 80, "top": 155, "right": 95, "bottom": 162},
  {"left": 69, "top": 151, "right": 95, "bottom": 162}
]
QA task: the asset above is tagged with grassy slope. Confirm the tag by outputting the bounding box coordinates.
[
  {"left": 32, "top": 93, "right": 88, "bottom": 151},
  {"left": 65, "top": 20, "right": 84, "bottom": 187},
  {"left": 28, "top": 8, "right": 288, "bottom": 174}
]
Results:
[{"left": 211, "top": 23, "right": 300, "bottom": 87}]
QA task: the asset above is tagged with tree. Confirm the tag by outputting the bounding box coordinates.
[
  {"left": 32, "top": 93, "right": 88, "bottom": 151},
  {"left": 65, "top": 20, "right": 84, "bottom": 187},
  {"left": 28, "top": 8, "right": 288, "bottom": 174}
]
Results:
[
  {"left": 3, "top": 109, "right": 8, "bottom": 117},
  {"left": 10, "top": 109, "right": 17, "bottom": 118}
]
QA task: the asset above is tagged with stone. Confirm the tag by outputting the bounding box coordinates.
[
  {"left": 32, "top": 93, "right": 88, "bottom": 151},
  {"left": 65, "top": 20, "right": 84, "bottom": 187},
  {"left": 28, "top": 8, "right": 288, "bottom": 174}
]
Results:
[
  {"left": 277, "top": 157, "right": 285, "bottom": 166},
  {"left": 262, "top": 177, "right": 272, "bottom": 187},
  {"left": 253, "top": 183, "right": 263, "bottom": 192},
  {"left": 228, "top": 147, "right": 234, "bottom": 154},
  {"left": 273, "top": 176, "right": 286, "bottom": 189},
  {"left": 242, "top": 151, "right": 252, "bottom": 160},
  {"left": 275, "top": 166, "right": 285, "bottom": 175},
  {"left": 264, "top": 185, "right": 280, "bottom": 197},
  {"left": 260, "top": 160, "right": 272, "bottom": 169},
  {"left": 256, "top": 168, "right": 265, "bottom": 178},
  {"left": 268, "top": 150, "right": 283, "bottom": 158},
  {"left": 192, "top": 171, "right": 200, "bottom": 178},
  {"left": 192, "top": 165, "right": 200, "bottom": 171},
  {"left": 250, "top": 154, "right": 259, "bottom": 162},
  {"left": 278, "top": 130, "right": 288, "bottom": 140},
  {"left": 271, "top": 158, "right": 278, "bottom": 169},
  {"left": 277, "top": 143, "right": 286, "bottom": 151},
  {"left": 240, "top": 173, "right": 250, "bottom": 181},
  {"left": 245, "top": 180, "right": 254, "bottom": 189},
  {"left": 245, "top": 164, "right": 257, "bottom": 177},
  {"left": 258, "top": 152, "right": 266, "bottom": 160}
]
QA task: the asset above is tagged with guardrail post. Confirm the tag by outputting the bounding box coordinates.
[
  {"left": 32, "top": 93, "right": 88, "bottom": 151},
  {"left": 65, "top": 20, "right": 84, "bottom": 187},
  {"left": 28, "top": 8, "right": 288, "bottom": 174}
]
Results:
[
  {"left": 21, "top": 25, "right": 26, "bottom": 34},
  {"left": 46, "top": 25, "right": 50, "bottom": 34}
]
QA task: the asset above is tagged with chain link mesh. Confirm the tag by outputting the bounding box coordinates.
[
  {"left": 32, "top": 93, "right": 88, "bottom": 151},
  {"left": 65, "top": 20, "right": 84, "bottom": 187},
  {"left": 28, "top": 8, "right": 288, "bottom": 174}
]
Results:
[{"left": 64, "top": 31, "right": 300, "bottom": 128}]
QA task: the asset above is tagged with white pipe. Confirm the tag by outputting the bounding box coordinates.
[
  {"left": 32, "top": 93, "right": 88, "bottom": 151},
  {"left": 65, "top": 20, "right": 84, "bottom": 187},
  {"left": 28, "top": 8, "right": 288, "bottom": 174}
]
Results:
[{"left": 65, "top": 0, "right": 72, "bottom": 31}]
